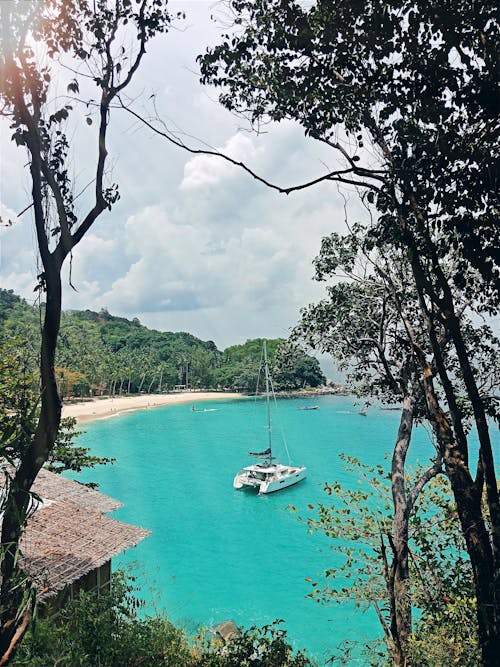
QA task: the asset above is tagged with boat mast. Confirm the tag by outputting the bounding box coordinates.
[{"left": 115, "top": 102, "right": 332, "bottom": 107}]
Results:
[{"left": 263, "top": 340, "right": 272, "bottom": 457}]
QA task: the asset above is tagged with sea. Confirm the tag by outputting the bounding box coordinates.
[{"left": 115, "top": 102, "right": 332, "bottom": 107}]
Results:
[{"left": 71, "top": 394, "right": 443, "bottom": 665}]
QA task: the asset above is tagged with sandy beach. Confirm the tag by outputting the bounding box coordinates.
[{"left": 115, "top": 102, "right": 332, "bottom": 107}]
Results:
[{"left": 62, "top": 392, "right": 243, "bottom": 424}]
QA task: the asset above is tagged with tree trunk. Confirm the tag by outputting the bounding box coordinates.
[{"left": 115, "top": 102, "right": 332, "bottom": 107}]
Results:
[
  {"left": 0, "top": 268, "right": 62, "bottom": 655},
  {"left": 387, "top": 389, "right": 416, "bottom": 665},
  {"left": 407, "top": 244, "right": 500, "bottom": 664},
  {"left": 444, "top": 307, "right": 500, "bottom": 555},
  {"left": 418, "top": 355, "right": 497, "bottom": 665}
]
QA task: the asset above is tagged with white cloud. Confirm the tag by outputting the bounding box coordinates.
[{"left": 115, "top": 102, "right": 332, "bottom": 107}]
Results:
[
  {"left": 0, "top": 1, "right": 365, "bottom": 350},
  {"left": 180, "top": 133, "right": 260, "bottom": 189},
  {"left": 0, "top": 204, "right": 38, "bottom": 289},
  {"left": 0, "top": 271, "right": 36, "bottom": 302},
  {"left": 0, "top": 202, "right": 17, "bottom": 226}
]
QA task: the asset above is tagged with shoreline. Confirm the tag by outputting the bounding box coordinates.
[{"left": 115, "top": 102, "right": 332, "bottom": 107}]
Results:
[
  {"left": 61, "top": 386, "right": 352, "bottom": 425},
  {"left": 62, "top": 392, "right": 243, "bottom": 424}
]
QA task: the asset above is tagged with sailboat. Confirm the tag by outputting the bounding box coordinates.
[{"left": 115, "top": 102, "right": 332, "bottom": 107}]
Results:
[{"left": 233, "top": 341, "right": 307, "bottom": 494}]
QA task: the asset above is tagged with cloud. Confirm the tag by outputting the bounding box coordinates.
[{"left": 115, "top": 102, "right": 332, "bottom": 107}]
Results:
[
  {"left": 0, "top": 1, "right": 365, "bottom": 350},
  {"left": 92, "top": 201, "right": 300, "bottom": 318},
  {"left": 99, "top": 206, "right": 222, "bottom": 313},
  {"left": 180, "top": 133, "right": 260, "bottom": 190},
  {"left": 0, "top": 204, "right": 38, "bottom": 289},
  {"left": 0, "top": 269, "right": 39, "bottom": 309}
]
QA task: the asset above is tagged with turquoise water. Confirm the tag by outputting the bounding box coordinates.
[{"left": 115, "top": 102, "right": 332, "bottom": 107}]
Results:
[{"left": 72, "top": 395, "right": 437, "bottom": 664}]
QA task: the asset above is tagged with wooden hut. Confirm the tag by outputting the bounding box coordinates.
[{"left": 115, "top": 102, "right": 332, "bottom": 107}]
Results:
[{"left": 2, "top": 467, "right": 150, "bottom": 609}]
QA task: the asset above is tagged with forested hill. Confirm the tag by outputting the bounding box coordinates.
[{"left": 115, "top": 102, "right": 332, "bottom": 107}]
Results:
[{"left": 0, "top": 288, "right": 325, "bottom": 396}]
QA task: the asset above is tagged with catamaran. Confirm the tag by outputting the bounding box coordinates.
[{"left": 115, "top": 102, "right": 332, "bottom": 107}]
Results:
[{"left": 233, "top": 341, "right": 307, "bottom": 494}]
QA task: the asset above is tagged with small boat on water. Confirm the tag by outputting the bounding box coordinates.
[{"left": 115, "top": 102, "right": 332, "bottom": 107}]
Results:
[
  {"left": 299, "top": 405, "right": 319, "bottom": 411},
  {"left": 233, "top": 341, "right": 307, "bottom": 495}
]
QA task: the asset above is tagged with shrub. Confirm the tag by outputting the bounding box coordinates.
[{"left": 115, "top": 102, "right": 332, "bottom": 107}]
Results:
[{"left": 14, "top": 572, "right": 315, "bottom": 666}]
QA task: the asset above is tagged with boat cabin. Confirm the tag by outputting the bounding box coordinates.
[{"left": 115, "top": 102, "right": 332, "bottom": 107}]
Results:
[{"left": 243, "top": 463, "right": 298, "bottom": 481}]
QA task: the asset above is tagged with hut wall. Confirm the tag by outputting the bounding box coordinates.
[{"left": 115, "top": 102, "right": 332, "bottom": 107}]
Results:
[{"left": 44, "top": 560, "right": 112, "bottom": 615}]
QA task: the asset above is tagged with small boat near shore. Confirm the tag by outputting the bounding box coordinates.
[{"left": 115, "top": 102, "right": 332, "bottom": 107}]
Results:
[
  {"left": 299, "top": 405, "right": 319, "bottom": 411},
  {"left": 233, "top": 341, "right": 307, "bottom": 495}
]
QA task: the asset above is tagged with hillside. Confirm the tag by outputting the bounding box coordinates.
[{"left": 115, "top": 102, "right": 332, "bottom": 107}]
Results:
[{"left": 0, "top": 289, "right": 325, "bottom": 396}]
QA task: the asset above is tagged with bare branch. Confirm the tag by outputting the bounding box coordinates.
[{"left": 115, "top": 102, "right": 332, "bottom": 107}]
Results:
[{"left": 118, "top": 99, "right": 384, "bottom": 196}]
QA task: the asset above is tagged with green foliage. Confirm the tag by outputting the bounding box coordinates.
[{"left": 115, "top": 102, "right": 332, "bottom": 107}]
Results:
[
  {"left": 200, "top": 0, "right": 499, "bottom": 310},
  {"left": 13, "top": 571, "right": 194, "bottom": 667},
  {"left": 46, "top": 417, "right": 115, "bottom": 487},
  {"left": 217, "top": 338, "right": 325, "bottom": 392},
  {"left": 0, "top": 291, "right": 324, "bottom": 395},
  {"left": 294, "top": 460, "right": 479, "bottom": 664},
  {"left": 0, "top": 341, "right": 40, "bottom": 465},
  {"left": 0, "top": 290, "right": 22, "bottom": 321},
  {"left": 208, "top": 621, "right": 314, "bottom": 667},
  {"left": 407, "top": 596, "right": 480, "bottom": 667},
  {"left": 14, "top": 572, "right": 315, "bottom": 667},
  {"left": 0, "top": 340, "right": 111, "bottom": 486}
]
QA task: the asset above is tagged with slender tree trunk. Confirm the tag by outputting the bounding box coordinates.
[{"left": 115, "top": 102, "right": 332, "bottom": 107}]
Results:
[
  {"left": 417, "top": 356, "right": 497, "bottom": 665},
  {"left": 387, "top": 389, "right": 416, "bottom": 665},
  {"left": 444, "top": 307, "right": 500, "bottom": 555},
  {"left": 407, "top": 244, "right": 500, "bottom": 664},
  {"left": 0, "top": 268, "right": 62, "bottom": 655}
]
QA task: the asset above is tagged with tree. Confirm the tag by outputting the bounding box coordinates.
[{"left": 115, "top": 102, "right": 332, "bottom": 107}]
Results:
[
  {"left": 45, "top": 417, "right": 115, "bottom": 487},
  {"left": 0, "top": 1, "right": 176, "bottom": 659},
  {"left": 297, "top": 458, "right": 480, "bottom": 666},
  {"left": 198, "top": 3, "right": 500, "bottom": 663},
  {"left": 289, "top": 227, "right": 498, "bottom": 663},
  {"left": 287, "top": 231, "right": 444, "bottom": 663},
  {"left": 189, "top": 347, "right": 216, "bottom": 389},
  {"left": 55, "top": 367, "right": 89, "bottom": 399}
]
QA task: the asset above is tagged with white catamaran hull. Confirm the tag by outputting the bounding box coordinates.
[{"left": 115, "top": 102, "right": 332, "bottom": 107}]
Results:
[
  {"left": 233, "top": 465, "right": 307, "bottom": 494},
  {"left": 233, "top": 341, "right": 307, "bottom": 495}
]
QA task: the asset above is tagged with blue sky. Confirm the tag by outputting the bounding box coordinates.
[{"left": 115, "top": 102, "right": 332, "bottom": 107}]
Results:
[{"left": 0, "top": 1, "right": 361, "bottom": 352}]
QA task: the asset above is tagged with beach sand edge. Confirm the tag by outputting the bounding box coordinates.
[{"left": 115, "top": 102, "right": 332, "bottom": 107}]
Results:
[{"left": 62, "top": 392, "right": 243, "bottom": 424}]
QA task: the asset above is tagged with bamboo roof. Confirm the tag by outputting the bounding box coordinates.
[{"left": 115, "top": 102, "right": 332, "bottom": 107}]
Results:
[
  {"left": 1, "top": 467, "right": 150, "bottom": 597},
  {"left": 32, "top": 468, "right": 122, "bottom": 513}
]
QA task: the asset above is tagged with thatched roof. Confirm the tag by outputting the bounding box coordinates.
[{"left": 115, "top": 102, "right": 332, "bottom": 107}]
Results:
[
  {"left": 32, "top": 468, "right": 122, "bottom": 514},
  {"left": 1, "top": 467, "right": 150, "bottom": 597}
]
